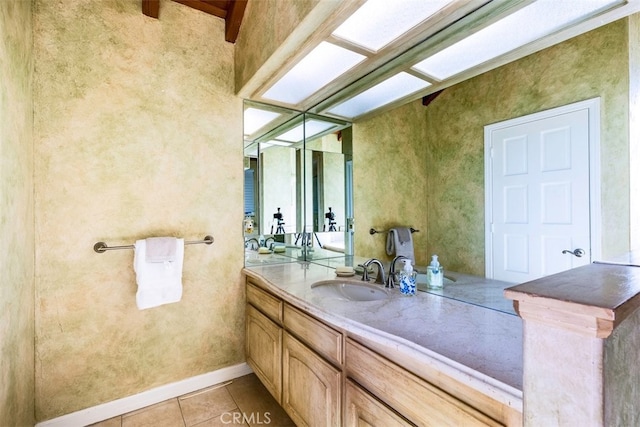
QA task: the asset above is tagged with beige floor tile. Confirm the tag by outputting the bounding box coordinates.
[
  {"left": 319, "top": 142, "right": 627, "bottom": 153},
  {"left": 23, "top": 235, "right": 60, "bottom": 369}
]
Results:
[
  {"left": 122, "top": 399, "right": 185, "bottom": 427},
  {"left": 192, "top": 410, "right": 248, "bottom": 427},
  {"left": 88, "top": 416, "right": 122, "bottom": 427},
  {"left": 179, "top": 385, "right": 238, "bottom": 426},
  {"left": 226, "top": 374, "right": 295, "bottom": 427}
]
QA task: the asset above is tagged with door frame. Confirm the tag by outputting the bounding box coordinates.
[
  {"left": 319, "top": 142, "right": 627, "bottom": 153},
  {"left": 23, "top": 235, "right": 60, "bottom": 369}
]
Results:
[{"left": 484, "top": 98, "right": 602, "bottom": 279}]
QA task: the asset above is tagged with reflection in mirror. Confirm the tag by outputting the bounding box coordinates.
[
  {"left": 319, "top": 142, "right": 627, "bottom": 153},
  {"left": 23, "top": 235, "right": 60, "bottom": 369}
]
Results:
[
  {"left": 243, "top": 101, "right": 352, "bottom": 264},
  {"left": 260, "top": 143, "right": 301, "bottom": 236},
  {"left": 304, "top": 124, "right": 353, "bottom": 257},
  {"left": 244, "top": 101, "right": 303, "bottom": 242}
]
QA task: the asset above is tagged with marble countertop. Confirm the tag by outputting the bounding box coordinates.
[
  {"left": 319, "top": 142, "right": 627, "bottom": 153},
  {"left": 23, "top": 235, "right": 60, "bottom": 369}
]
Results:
[
  {"left": 243, "top": 260, "right": 523, "bottom": 411},
  {"left": 506, "top": 263, "right": 640, "bottom": 311}
]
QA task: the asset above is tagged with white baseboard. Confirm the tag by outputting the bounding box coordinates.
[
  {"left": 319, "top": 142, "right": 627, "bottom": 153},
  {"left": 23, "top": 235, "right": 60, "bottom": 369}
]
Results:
[{"left": 36, "top": 362, "right": 253, "bottom": 427}]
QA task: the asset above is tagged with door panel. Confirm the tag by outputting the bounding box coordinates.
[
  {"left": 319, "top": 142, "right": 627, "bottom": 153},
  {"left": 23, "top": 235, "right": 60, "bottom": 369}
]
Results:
[{"left": 489, "top": 108, "right": 591, "bottom": 283}]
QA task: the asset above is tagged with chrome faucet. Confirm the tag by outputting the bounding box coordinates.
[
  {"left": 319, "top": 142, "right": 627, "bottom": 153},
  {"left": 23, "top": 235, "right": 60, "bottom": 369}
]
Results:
[
  {"left": 386, "top": 255, "right": 409, "bottom": 288},
  {"left": 265, "top": 237, "right": 275, "bottom": 248},
  {"left": 359, "top": 258, "right": 386, "bottom": 285},
  {"left": 244, "top": 238, "right": 259, "bottom": 250}
]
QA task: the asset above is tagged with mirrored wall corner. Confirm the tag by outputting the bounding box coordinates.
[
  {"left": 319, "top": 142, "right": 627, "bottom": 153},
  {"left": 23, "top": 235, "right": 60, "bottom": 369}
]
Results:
[{"left": 243, "top": 100, "right": 354, "bottom": 266}]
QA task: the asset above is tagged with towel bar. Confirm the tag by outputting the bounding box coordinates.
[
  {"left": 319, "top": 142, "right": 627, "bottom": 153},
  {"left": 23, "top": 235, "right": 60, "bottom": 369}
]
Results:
[
  {"left": 94, "top": 235, "right": 214, "bottom": 253},
  {"left": 369, "top": 227, "right": 419, "bottom": 235}
]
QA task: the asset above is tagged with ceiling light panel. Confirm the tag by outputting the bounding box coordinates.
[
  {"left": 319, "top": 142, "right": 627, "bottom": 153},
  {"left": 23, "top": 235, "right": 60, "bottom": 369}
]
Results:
[
  {"left": 327, "top": 72, "right": 431, "bottom": 118},
  {"left": 277, "top": 119, "right": 339, "bottom": 143},
  {"left": 264, "top": 140, "right": 294, "bottom": 147},
  {"left": 262, "top": 41, "right": 366, "bottom": 105},
  {"left": 332, "top": 0, "right": 453, "bottom": 52},
  {"left": 243, "top": 107, "right": 282, "bottom": 135},
  {"left": 412, "top": 0, "right": 623, "bottom": 80}
]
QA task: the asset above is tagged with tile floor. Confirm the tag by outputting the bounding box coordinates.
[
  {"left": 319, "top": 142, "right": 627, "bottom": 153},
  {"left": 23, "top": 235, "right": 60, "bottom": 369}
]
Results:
[{"left": 90, "top": 374, "right": 295, "bottom": 427}]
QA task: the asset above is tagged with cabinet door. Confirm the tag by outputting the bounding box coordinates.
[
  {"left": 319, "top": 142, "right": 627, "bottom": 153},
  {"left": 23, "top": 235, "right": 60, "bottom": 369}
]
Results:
[
  {"left": 345, "top": 379, "right": 413, "bottom": 427},
  {"left": 246, "top": 304, "right": 282, "bottom": 403},
  {"left": 282, "top": 332, "right": 342, "bottom": 426}
]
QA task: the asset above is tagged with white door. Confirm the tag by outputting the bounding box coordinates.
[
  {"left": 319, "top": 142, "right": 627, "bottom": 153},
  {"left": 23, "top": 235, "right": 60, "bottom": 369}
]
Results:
[{"left": 485, "top": 99, "right": 600, "bottom": 283}]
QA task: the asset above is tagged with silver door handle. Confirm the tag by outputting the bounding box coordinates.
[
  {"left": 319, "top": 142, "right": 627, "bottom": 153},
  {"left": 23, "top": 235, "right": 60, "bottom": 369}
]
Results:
[{"left": 562, "top": 248, "right": 586, "bottom": 257}]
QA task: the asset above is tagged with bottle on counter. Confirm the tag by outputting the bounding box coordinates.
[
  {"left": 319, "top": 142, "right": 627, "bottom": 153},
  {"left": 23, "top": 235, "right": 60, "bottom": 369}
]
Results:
[
  {"left": 398, "top": 259, "right": 417, "bottom": 296},
  {"left": 427, "top": 255, "right": 444, "bottom": 289}
]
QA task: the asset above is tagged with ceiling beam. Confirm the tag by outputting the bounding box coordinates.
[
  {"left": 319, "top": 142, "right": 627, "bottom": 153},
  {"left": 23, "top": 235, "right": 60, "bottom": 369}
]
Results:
[
  {"left": 422, "top": 89, "right": 444, "bottom": 107},
  {"left": 143, "top": 0, "right": 247, "bottom": 44},
  {"left": 142, "top": 0, "right": 159, "bottom": 18},
  {"left": 173, "top": 0, "right": 227, "bottom": 18},
  {"left": 225, "top": 0, "right": 247, "bottom": 43}
]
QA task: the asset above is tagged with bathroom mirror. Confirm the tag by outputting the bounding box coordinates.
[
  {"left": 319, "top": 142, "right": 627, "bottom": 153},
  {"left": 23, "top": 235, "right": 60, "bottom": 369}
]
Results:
[
  {"left": 303, "top": 122, "right": 353, "bottom": 257},
  {"left": 243, "top": 101, "right": 352, "bottom": 264},
  {"left": 243, "top": 100, "right": 302, "bottom": 240}
]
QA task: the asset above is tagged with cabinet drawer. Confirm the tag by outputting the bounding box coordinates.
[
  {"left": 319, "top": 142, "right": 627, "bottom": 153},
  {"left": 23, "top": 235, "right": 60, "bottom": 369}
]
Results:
[
  {"left": 247, "top": 280, "right": 283, "bottom": 324},
  {"left": 284, "top": 303, "right": 343, "bottom": 366},
  {"left": 346, "top": 339, "right": 503, "bottom": 427},
  {"left": 345, "top": 379, "right": 413, "bottom": 427}
]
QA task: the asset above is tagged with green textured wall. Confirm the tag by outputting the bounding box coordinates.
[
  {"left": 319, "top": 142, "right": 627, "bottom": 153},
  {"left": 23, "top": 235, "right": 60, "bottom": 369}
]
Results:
[
  {"left": 0, "top": 1, "right": 35, "bottom": 425},
  {"left": 353, "top": 100, "right": 429, "bottom": 264},
  {"left": 355, "top": 19, "right": 629, "bottom": 275},
  {"left": 33, "top": 0, "right": 243, "bottom": 421}
]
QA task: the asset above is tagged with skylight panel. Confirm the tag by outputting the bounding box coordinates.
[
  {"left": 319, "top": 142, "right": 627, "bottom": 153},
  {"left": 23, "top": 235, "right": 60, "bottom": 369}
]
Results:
[
  {"left": 262, "top": 42, "right": 366, "bottom": 105},
  {"left": 332, "top": 0, "right": 452, "bottom": 52},
  {"left": 412, "top": 0, "right": 622, "bottom": 80},
  {"left": 243, "top": 108, "right": 282, "bottom": 135},
  {"left": 277, "top": 119, "right": 339, "bottom": 143},
  {"left": 304, "top": 119, "right": 340, "bottom": 140},
  {"left": 264, "top": 140, "right": 294, "bottom": 147},
  {"left": 327, "top": 72, "right": 431, "bottom": 118}
]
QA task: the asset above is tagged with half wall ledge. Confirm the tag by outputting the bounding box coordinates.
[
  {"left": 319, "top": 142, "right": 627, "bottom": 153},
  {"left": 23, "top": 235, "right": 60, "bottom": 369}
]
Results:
[{"left": 504, "top": 261, "right": 640, "bottom": 426}]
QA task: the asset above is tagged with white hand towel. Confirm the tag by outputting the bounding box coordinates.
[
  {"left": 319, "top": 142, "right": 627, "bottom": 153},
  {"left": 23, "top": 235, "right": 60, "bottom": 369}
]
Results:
[
  {"left": 134, "top": 238, "right": 184, "bottom": 310},
  {"left": 145, "top": 237, "right": 178, "bottom": 262},
  {"left": 386, "top": 227, "right": 415, "bottom": 264}
]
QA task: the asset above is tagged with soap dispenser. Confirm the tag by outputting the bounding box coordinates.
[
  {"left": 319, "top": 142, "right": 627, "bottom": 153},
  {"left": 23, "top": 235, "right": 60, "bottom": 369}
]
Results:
[
  {"left": 398, "top": 259, "right": 417, "bottom": 296},
  {"left": 427, "top": 255, "right": 443, "bottom": 289}
]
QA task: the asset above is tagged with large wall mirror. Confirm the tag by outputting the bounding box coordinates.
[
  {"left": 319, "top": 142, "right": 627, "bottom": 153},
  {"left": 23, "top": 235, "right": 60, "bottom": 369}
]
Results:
[{"left": 243, "top": 100, "right": 352, "bottom": 265}]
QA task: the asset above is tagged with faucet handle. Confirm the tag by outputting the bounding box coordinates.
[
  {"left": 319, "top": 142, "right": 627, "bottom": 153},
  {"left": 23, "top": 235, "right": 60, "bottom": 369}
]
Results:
[
  {"left": 357, "top": 264, "right": 370, "bottom": 282},
  {"left": 385, "top": 272, "right": 396, "bottom": 289}
]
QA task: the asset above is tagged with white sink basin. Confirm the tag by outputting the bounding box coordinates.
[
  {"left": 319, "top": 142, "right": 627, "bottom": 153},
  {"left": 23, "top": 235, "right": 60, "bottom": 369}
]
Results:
[{"left": 311, "top": 280, "right": 388, "bottom": 301}]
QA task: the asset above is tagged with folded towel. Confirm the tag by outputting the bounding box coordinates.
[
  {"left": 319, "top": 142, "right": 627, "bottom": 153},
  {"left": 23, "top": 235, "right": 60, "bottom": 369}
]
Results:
[
  {"left": 386, "top": 227, "right": 415, "bottom": 264},
  {"left": 145, "top": 237, "right": 178, "bottom": 262},
  {"left": 134, "top": 238, "right": 184, "bottom": 310}
]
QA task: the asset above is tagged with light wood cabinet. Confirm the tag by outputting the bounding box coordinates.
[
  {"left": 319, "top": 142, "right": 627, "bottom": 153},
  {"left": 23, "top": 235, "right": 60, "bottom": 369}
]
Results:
[
  {"left": 246, "top": 280, "right": 344, "bottom": 425},
  {"left": 284, "top": 303, "right": 343, "bottom": 366},
  {"left": 247, "top": 280, "right": 283, "bottom": 323},
  {"left": 346, "top": 338, "right": 503, "bottom": 427},
  {"left": 246, "top": 303, "right": 282, "bottom": 403},
  {"left": 345, "top": 379, "right": 413, "bottom": 427},
  {"left": 282, "top": 331, "right": 342, "bottom": 426},
  {"left": 245, "top": 276, "right": 519, "bottom": 427}
]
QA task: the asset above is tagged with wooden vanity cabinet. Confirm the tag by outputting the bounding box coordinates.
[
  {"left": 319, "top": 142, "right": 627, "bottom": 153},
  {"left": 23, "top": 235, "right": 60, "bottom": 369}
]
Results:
[
  {"left": 345, "top": 379, "right": 413, "bottom": 427},
  {"left": 245, "top": 282, "right": 283, "bottom": 403},
  {"left": 346, "top": 338, "right": 503, "bottom": 427},
  {"left": 282, "top": 304, "right": 344, "bottom": 426},
  {"left": 282, "top": 331, "right": 342, "bottom": 426},
  {"left": 283, "top": 304, "right": 343, "bottom": 366},
  {"left": 246, "top": 279, "right": 344, "bottom": 425},
  {"left": 245, "top": 277, "right": 517, "bottom": 427}
]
